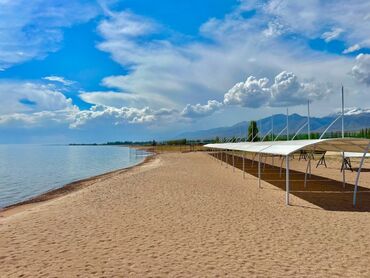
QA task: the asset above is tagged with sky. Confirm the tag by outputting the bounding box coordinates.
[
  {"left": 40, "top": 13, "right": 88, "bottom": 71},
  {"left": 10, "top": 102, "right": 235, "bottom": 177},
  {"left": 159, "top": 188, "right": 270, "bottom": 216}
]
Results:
[{"left": 1, "top": 0, "right": 370, "bottom": 143}]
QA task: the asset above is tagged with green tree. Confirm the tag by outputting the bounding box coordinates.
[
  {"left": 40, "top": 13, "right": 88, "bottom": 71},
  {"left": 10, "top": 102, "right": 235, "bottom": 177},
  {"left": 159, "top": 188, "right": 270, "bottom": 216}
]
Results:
[{"left": 248, "top": 121, "right": 259, "bottom": 142}]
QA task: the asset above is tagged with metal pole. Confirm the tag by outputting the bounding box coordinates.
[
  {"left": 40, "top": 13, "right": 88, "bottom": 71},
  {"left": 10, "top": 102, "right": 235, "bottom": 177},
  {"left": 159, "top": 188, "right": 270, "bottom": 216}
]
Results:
[
  {"left": 280, "top": 156, "right": 285, "bottom": 177},
  {"left": 243, "top": 153, "right": 245, "bottom": 179},
  {"left": 232, "top": 151, "right": 235, "bottom": 172},
  {"left": 308, "top": 100, "right": 311, "bottom": 140},
  {"left": 271, "top": 115, "right": 274, "bottom": 141},
  {"left": 286, "top": 108, "right": 289, "bottom": 140},
  {"left": 342, "top": 86, "right": 345, "bottom": 141},
  {"left": 286, "top": 155, "right": 290, "bottom": 205},
  {"left": 304, "top": 156, "right": 311, "bottom": 188},
  {"left": 353, "top": 142, "right": 370, "bottom": 207},
  {"left": 258, "top": 154, "right": 261, "bottom": 188},
  {"left": 342, "top": 86, "right": 345, "bottom": 188}
]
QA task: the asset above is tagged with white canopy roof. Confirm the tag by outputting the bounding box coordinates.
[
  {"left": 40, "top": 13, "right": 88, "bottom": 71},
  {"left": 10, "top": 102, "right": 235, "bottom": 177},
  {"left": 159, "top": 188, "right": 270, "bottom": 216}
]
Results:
[
  {"left": 344, "top": 152, "right": 370, "bottom": 158},
  {"left": 205, "top": 138, "right": 370, "bottom": 156}
]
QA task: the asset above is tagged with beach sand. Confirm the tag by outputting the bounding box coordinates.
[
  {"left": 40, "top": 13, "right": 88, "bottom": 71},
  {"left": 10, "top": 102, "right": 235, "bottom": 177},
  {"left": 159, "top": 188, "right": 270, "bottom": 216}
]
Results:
[{"left": 1, "top": 151, "right": 370, "bottom": 277}]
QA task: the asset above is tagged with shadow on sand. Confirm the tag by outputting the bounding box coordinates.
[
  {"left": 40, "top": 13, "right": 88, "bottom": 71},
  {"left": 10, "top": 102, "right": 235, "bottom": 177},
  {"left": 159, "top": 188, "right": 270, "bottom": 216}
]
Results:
[{"left": 210, "top": 152, "right": 370, "bottom": 212}]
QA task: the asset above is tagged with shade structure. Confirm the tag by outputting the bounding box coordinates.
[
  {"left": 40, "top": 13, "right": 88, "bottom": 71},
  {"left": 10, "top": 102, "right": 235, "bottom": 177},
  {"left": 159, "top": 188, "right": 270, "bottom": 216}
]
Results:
[
  {"left": 205, "top": 138, "right": 370, "bottom": 156},
  {"left": 205, "top": 138, "right": 370, "bottom": 207},
  {"left": 344, "top": 152, "right": 370, "bottom": 158}
]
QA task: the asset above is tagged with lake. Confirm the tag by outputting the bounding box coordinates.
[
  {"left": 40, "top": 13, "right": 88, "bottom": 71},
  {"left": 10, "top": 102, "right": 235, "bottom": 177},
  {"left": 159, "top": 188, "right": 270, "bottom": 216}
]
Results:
[{"left": 0, "top": 145, "right": 149, "bottom": 208}]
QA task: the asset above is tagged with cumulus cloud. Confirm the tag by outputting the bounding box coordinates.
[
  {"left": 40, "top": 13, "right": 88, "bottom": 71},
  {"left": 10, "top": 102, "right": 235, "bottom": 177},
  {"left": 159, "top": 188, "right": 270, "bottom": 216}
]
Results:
[
  {"left": 43, "top": 76, "right": 75, "bottom": 86},
  {"left": 352, "top": 54, "right": 370, "bottom": 86},
  {"left": 270, "top": 71, "right": 332, "bottom": 107},
  {"left": 321, "top": 28, "right": 344, "bottom": 42},
  {"left": 72, "top": 105, "right": 180, "bottom": 128},
  {"left": 0, "top": 1, "right": 98, "bottom": 69},
  {"left": 223, "top": 71, "right": 332, "bottom": 108},
  {"left": 0, "top": 103, "right": 180, "bottom": 129},
  {"left": 0, "top": 81, "right": 73, "bottom": 115},
  {"left": 224, "top": 77, "right": 270, "bottom": 108},
  {"left": 181, "top": 100, "right": 223, "bottom": 118}
]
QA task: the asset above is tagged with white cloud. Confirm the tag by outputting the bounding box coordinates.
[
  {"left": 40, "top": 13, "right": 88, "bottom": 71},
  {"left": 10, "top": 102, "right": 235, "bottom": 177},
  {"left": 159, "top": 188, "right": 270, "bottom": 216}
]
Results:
[
  {"left": 263, "top": 21, "right": 285, "bottom": 38},
  {"left": 181, "top": 100, "right": 223, "bottom": 118},
  {"left": 343, "top": 44, "right": 361, "bottom": 54},
  {"left": 43, "top": 76, "right": 75, "bottom": 86},
  {"left": 321, "top": 28, "right": 344, "bottom": 42},
  {"left": 0, "top": 81, "right": 73, "bottom": 115},
  {"left": 270, "top": 71, "right": 332, "bottom": 107},
  {"left": 79, "top": 91, "right": 144, "bottom": 107},
  {"left": 259, "top": 0, "right": 370, "bottom": 47},
  {"left": 0, "top": 104, "right": 180, "bottom": 129},
  {"left": 0, "top": 1, "right": 98, "bottom": 69},
  {"left": 223, "top": 71, "right": 332, "bottom": 108},
  {"left": 352, "top": 54, "right": 370, "bottom": 86},
  {"left": 224, "top": 76, "right": 270, "bottom": 108},
  {"left": 93, "top": 1, "right": 363, "bottom": 115}
]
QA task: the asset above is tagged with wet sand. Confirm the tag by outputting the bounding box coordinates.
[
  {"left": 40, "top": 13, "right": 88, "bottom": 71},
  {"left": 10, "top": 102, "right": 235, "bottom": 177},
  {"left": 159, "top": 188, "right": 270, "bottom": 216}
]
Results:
[{"left": 1, "top": 151, "right": 370, "bottom": 277}]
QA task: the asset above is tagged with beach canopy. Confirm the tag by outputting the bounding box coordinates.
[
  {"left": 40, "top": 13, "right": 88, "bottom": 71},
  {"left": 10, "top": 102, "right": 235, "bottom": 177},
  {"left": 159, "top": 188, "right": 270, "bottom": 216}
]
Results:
[
  {"left": 344, "top": 152, "right": 370, "bottom": 158},
  {"left": 205, "top": 138, "right": 370, "bottom": 156},
  {"left": 204, "top": 138, "right": 370, "bottom": 207}
]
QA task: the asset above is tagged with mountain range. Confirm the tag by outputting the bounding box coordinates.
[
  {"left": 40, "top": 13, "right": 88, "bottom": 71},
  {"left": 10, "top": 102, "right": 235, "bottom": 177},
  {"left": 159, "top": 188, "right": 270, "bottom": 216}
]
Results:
[{"left": 176, "top": 108, "right": 370, "bottom": 140}]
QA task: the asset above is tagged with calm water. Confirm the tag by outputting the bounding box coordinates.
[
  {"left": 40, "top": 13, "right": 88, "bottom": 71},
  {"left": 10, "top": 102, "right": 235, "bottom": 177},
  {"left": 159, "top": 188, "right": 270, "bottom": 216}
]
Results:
[{"left": 0, "top": 145, "right": 150, "bottom": 208}]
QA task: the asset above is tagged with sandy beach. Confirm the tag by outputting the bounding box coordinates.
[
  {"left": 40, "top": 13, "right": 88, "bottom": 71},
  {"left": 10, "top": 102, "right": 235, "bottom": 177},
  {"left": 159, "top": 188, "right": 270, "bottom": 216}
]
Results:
[{"left": 1, "top": 151, "right": 370, "bottom": 277}]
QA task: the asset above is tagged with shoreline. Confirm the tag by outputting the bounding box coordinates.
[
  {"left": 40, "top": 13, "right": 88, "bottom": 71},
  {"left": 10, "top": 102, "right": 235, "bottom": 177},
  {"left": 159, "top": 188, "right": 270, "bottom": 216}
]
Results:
[{"left": 0, "top": 151, "right": 156, "bottom": 218}]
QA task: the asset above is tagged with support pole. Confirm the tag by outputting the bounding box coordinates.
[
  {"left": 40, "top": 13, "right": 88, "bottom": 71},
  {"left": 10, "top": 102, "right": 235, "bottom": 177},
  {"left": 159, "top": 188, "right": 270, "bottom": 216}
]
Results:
[
  {"left": 271, "top": 115, "right": 274, "bottom": 141},
  {"left": 286, "top": 108, "right": 289, "bottom": 140},
  {"left": 280, "top": 156, "right": 285, "bottom": 177},
  {"left": 342, "top": 155, "right": 346, "bottom": 188},
  {"left": 353, "top": 143, "right": 370, "bottom": 207},
  {"left": 304, "top": 156, "right": 311, "bottom": 188},
  {"left": 309, "top": 152, "right": 312, "bottom": 177},
  {"left": 342, "top": 85, "right": 345, "bottom": 138},
  {"left": 342, "top": 86, "right": 345, "bottom": 188},
  {"left": 232, "top": 151, "right": 235, "bottom": 172},
  {"left": 258, "top": 154, "right": 261, "bottom": 188},
  {"left": 251, "top": 153, "right": 257, "bottom": 167},
  {"left": 286, "top": 155, "right": 290, "bottom": 205},
  {"left": 263, "top": 154, "right": 267, "bottom": 171},
  {"left": 308, "top": 100, "right": 311, "bottom": 140},
  {"left": 243, "top": 153, "right": 245, "bottom": 179}
]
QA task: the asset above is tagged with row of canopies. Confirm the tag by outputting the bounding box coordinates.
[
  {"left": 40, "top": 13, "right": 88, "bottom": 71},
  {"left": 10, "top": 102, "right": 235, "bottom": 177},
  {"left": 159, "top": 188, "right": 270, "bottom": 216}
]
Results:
[
  {"left": 204, "top": 138, "right": 370, "bottom": 207},
  {"left": 205, "top": 138, "right": 370, "bottom": 156}
]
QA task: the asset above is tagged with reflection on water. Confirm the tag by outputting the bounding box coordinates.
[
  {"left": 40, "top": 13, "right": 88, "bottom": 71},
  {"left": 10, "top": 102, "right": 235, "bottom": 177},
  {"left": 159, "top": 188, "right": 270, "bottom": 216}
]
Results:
[{"left": 0, "top": 145, "right": 149, "bottom": 208}]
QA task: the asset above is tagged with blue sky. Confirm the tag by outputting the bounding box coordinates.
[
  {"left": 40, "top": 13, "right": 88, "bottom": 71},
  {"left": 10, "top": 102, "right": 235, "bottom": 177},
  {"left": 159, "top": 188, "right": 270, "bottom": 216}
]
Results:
[{"left": 0, "top": 0, "right": 370, "bottom": 143}]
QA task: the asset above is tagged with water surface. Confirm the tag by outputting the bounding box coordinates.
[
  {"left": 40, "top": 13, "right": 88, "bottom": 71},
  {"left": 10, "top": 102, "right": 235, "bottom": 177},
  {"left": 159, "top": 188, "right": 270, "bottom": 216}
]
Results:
[{"left": 0, "top": 145, "right": 149, "bottom": 208}]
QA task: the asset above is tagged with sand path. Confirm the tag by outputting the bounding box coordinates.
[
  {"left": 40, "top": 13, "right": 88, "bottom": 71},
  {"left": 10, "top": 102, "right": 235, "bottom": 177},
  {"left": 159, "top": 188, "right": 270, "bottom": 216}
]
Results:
[{"left": 1, "top": 152, "right": 370, "bottom": 277}]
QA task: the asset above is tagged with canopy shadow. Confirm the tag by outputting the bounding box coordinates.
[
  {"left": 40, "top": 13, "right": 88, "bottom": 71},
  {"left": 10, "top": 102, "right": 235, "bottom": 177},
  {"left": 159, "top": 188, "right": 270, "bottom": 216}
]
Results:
[{"left": 210, "top": 151, "right": 370, "bottom": 212}]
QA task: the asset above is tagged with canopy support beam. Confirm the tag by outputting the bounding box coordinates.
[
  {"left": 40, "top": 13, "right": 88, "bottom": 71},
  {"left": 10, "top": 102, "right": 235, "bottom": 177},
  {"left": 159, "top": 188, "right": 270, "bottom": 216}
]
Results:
[
  {"left": 353, "top": 142, "right": 370, "bottom": 207},
  {"left": 304, "top": 155, "right": 312, "bottom": 188},
  {"left": 286, "top": 155, "right": 290, "bottom": 205},
  {"left": 258, "top": 154, "right": 261, "bottom": 188},
  {"left": 232, "top": 151, "right": 235, "bottom": 172},
  {"left": 242, "top": 152, "right": 245, "bottom": 179}
]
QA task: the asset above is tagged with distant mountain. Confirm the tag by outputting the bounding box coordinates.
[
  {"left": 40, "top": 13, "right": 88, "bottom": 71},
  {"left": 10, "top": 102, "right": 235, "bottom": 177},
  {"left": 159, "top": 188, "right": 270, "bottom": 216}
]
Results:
[{"left": 175, "top": 110, "right": 370, "bottom": 140}]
